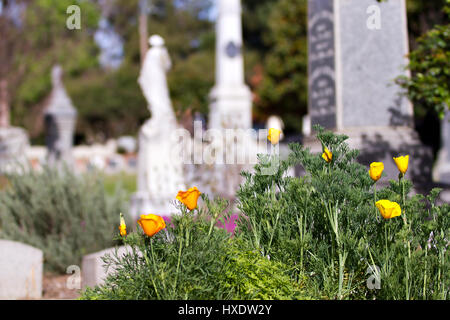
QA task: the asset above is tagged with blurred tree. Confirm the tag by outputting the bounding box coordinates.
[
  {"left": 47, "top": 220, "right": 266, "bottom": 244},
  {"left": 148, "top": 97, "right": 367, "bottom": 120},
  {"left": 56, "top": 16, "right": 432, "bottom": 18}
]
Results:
[
  {"left": 74, "top": 0, "right": 215, "bottom": 142},
  {"left": 4, "top": 0, "right": 100, "bottom": 143},
  {"left": 245, "top": 0, "right": 307, "bottom": 134},
  {"left": 4, "top": 0, "right": 448, "bottom": 144},
  {"left": 405, "top": 0, "right": 448, "bottom": 50},
  {"left": 396, "top": 0, "right": 449, "bottom": 156},
  {"left": 6, "top": 0, "right": 214, "bottom": 143}
]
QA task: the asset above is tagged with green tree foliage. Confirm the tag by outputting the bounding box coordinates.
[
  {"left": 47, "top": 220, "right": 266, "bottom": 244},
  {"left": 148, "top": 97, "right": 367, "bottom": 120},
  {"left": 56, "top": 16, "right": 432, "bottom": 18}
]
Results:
[
  {"left": 7, "top": 0, "right": 214, "bottom": 143},
  {"left": 397, "top": 1, "right": 450, "bottom": 118},
  {"left": 8, "top": 0, "right": 100, "bottom": 140},
  {"left": 253, "top": 0, "right": 307, "bottom": 133},
  {"left": 73, "top": 0, "right": 215, "bottom": 141}
]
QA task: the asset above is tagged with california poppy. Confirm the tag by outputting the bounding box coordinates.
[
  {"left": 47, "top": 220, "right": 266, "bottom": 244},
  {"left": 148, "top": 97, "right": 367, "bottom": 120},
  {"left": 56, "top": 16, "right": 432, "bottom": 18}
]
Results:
[
  {"left": 369, "top": 162, "right": 384, "bottom": 182},
  {"left": 322, "top": 147, "right": 332, "bottom": 163},
  {"left": 267, "top": 128, "right": 282, "bottom": 145},
  {"left": 119, "top": 213, "right": 126, "bottom": 236},
  {"left": 176, "top": 187, "right": 201, "bottom": 210},
  {"left": 138, "top": 214, "right": 166, "bottom": 237},
  {"left": 375, "top": 200, "right": 402, "bottom": 219},
  {"left": 393, "top": 155, "right": 409, "bottom": 174}
]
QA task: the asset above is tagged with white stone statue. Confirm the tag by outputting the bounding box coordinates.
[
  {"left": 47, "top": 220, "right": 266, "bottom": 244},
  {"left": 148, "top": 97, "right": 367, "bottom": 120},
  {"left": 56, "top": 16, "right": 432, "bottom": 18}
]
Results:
[
  {"left": 131, "top": 35, "right": 186, "bottom": 219},
  {"left": 138, "top": 35, "right": 176, "bottom": 128}
]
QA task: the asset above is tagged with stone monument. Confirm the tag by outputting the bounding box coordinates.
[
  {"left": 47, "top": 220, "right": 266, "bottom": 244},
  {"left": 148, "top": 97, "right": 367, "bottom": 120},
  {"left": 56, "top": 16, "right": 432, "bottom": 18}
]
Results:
[
  {"left": 44, "top": 65, "right": 78, "bottom": 169},
  {"left": 208, "top": 0, "right": 252, "bottom": 131},
  {"left": 0, "top": 79, "right": 30, "bottom": 173},
  {"left": 305, "top": 0, "right": 432, "bottom": 189},
  {"left": 205, "top": 0, "right": 257, "bottom": 200},
  {"left": 130, "top": 35, "right": 186, "bottom": 220}
]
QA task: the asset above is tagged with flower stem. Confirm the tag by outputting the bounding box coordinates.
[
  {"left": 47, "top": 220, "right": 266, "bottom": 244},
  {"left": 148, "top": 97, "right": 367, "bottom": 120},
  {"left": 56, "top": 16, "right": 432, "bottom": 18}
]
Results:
[
  {"left": 399, "top": 174, "right": 407, "bottom": 225},
  {"left": 144, "top": 237, "right": 160, "bottom": 299},
  {"left": 173, "top": 237, "right": 183, "bottom": 292},
  {"left": 374, "top": 183, "right": 379, "bottom": 222}
]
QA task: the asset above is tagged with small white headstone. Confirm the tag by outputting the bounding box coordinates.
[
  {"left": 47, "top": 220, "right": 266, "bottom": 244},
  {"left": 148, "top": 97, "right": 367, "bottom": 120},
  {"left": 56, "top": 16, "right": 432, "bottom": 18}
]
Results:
[
  {"left": 81, "top": 246, "right": 137, "bottom": 288},
  {"left": 0, "top": 240, "right": 43, "bottom": 299}
]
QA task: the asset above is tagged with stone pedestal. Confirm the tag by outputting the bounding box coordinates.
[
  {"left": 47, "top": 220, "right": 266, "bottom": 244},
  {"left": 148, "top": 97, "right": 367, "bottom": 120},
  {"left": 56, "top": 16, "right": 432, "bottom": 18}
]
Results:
[{"left": 130, "top": 120, "right": 186, "bottom": 219}]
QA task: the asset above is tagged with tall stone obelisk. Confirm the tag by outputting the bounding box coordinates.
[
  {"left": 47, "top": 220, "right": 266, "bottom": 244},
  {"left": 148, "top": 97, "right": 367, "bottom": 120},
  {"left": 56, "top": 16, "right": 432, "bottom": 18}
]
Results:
[
  {"left": 206, "top": 0, "right": 254, "bottom": 200},
  {"left": 208, "top": 0, "right": 252, "bottom": 131}
]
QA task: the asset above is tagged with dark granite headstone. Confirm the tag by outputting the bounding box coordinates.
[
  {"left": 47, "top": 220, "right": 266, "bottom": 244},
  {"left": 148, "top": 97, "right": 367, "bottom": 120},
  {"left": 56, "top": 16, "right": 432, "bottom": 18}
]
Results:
[
  {"left": 307, "top": 0, "right": 336, "bottom": 129},
  {"left": 305, "top": 0, "right": 433, "bottom": 191}
]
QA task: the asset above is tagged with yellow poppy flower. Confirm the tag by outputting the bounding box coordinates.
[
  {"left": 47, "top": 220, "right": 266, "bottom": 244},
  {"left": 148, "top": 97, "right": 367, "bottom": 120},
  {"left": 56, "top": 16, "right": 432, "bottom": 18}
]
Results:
[
  {"left": 369, "top": 162, "right": 384, "bottom": 182},
  {"left": 322, "top": 147, "right": 332, "bottom": 163},
  {"left": 119, "top": 213, "right": 126, "bottom": 236},
  {"left": 375, "top": 200, "right": 402, "bottom": 219},
  {"left": 393, "top": 155, "right": 409, "bottom": 174},
  {"left": 267, "top": 128, "right": 282, "bottom": 145},
  {"left": 138, "top": 214, "right": 166, "bottom": 237},
  {"left": 176, "top": 187, "right": 201, "bottom": 210}
]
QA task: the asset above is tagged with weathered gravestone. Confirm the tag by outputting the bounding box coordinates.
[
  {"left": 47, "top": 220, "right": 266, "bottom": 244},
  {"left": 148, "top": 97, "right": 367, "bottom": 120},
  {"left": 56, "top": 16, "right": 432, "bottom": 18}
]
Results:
[
  {"left": 0, "top": 240, "right": 43, "bottom": 299},
  {"left": 81, "top": 246, "right": 138, "bottom": 288},
  {"left": 304, "top": 0, "right": 432, "bottom": 190},
  {"left": 44, "top": 65, "right": 77, "bottom": 169}
]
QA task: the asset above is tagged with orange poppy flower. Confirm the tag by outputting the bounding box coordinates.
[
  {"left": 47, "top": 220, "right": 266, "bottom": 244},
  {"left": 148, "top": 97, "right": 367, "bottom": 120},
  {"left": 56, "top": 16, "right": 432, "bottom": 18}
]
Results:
[
  {"left": 138, "top": 214, "right": 166, "bottom": 237},
  {"left": 322, "top": 147, "right": 332, "bottom": 163},
  {"left": 119, "top": 213, "right": 126, "bottom": 236},
  {"left": 176, "top": 187, "right": 201, "bottom": 210}
]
